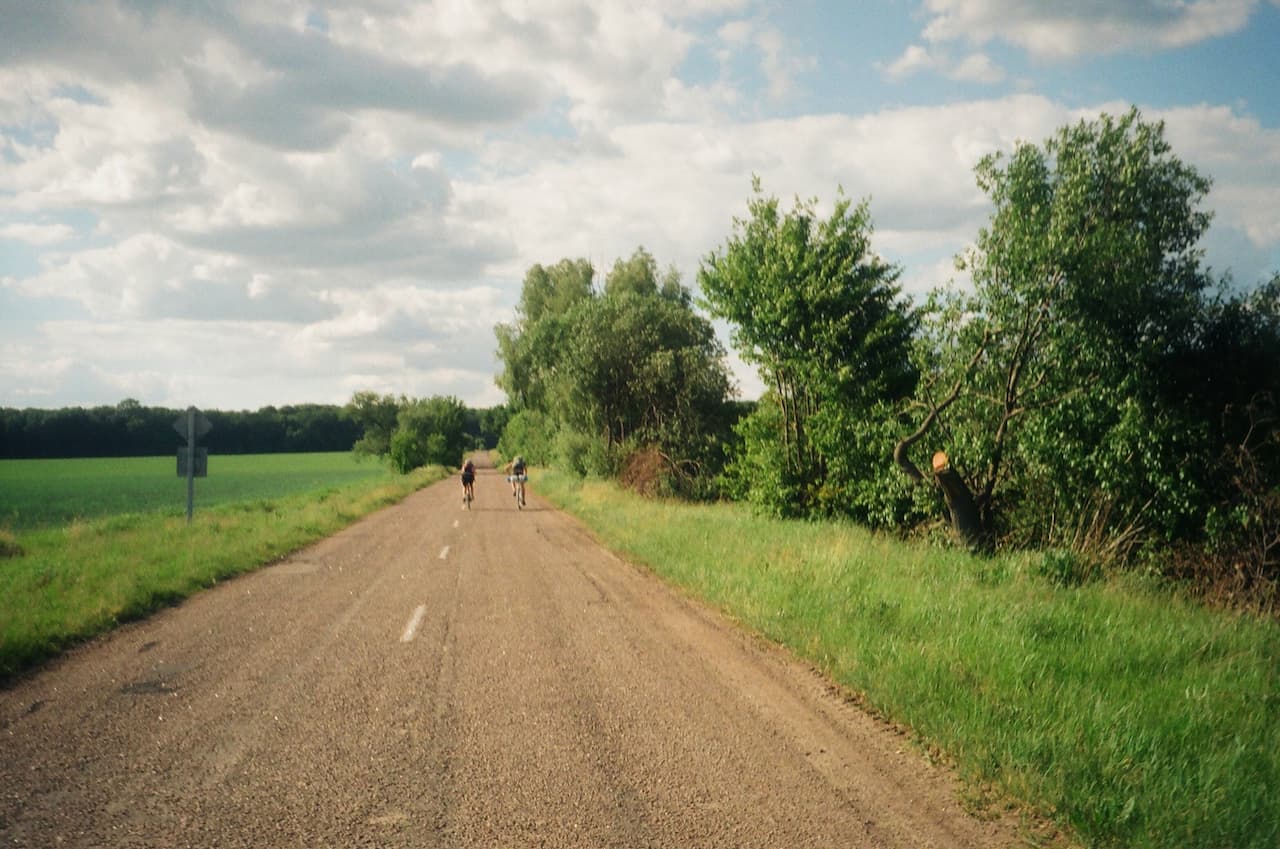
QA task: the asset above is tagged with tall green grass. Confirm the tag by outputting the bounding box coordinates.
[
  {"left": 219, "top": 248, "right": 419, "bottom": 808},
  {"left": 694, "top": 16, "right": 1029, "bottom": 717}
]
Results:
[
  {"left": 0, "top": 464, "right": 444, "bottom": 681},
  {"left": 538, "top": 471, "right": 1279, "bottom": 849},
  {"left": 0, "top": 453, "right": 392, "bottom": 529}
]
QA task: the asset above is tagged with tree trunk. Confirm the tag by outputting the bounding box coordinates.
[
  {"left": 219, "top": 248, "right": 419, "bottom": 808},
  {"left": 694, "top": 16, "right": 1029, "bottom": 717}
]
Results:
[{"left": 931, "top": 452, "right": 985, "bottom": 549}]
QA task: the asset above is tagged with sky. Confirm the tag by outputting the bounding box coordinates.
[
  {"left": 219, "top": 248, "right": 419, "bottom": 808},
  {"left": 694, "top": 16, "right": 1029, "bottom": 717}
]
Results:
[{"left": 2, "top": 0, "right": 1278, "bottom": 412}]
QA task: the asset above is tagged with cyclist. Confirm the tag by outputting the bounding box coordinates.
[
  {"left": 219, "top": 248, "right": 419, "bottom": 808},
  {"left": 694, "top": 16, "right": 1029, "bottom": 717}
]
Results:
[
  {"left": 460, "top": 457, "right": 476, "bottom": 504},
  {"left": 506, "top": 454, "right": 527, "bottom": 498}
]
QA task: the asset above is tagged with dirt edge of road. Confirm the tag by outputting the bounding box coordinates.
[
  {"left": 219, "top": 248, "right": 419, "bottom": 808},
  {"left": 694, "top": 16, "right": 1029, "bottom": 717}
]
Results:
[{"left": 560, "top": 517, "right": 1076, "bottom": 849}]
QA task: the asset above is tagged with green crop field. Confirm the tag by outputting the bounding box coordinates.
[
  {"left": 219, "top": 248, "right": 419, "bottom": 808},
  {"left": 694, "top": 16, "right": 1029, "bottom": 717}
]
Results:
[
  {"left": 0, "top": 457, "right": 442, "bottom": 681},
  {"left": 0, "top": 453, "right": 394, "bottom": 530}
]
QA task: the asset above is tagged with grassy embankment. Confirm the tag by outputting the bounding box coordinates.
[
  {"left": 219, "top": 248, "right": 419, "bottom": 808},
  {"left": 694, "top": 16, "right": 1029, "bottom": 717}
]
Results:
[
  {"left": 536, "top": 469, "right": 1279, "bottom": 849},
  {"left": 0, "top": 453, "right": 444, "bottom": 680}
]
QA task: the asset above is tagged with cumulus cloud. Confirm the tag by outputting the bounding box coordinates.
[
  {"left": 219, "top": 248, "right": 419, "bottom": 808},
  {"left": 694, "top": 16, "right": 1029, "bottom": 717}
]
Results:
[
  {"left": 715, "top": 15, "right": 816, "bottom": 102},
  {"left": 0, "top": 221, "right": 76, "bottom": 245},
  {"left": 919, "top": 0, "right": 1262, "bottom": 57},
  {"left": 950, "top": 52, "right": 1005, "bottom": 83},
  {"left": 1159, "top": 105, "right": 1280, "bottom": 250},
  {"left": 2, "top": 1, "right": 1276, "bottom": 411},
  {"left": 463, "top": 95, "right": 1076, "bottom": 290},
  {"left": 879, "top": 44, "right": 1005, "bottom": 84},
  {"left": 880, "top": 45, "right": 938, "bottom": 80}
]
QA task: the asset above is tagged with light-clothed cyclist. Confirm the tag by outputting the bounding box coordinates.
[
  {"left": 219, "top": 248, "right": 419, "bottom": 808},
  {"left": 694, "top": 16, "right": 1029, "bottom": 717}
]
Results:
[{"left": 505, "top": 455, "right": 527, "bottom": 498}]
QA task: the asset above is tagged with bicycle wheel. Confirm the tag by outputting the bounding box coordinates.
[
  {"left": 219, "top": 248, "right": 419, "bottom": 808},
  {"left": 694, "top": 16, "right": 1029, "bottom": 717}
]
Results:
[{"left": 517, "top": 482, "right": 525, "bottom": 509}]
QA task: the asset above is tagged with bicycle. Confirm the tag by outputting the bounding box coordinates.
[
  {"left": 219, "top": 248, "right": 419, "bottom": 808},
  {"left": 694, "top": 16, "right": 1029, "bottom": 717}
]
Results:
[
  {"left": 511, "top": 473, "right": 526, "bottom": 509},
  {"left": 461, "top": 463, "right": 475, "bottom": 510}
]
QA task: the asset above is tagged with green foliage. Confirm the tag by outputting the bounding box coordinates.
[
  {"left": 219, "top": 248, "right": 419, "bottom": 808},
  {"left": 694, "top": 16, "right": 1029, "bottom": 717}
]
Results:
[
  {"left": 1035, "top": 548, "right": 1100, "bottom": 587},
  {"left": 558, "top": 279, "right": 731, "bottom": 456},
  {"left": 345, "top": 390, "right": 402, "bottom": 458},
  {"left": 909, "top": 108, "right": 1233, "bottom": 549},
  {"left": 699, "top": 179, "right": 918, "bottom": 518},
  {"left": 552, "top": 426, "right": 616, "bottom": 477},
  {"left": 517, "top": 257, "right": 595, "bottom": 326},
  {"left": 388, "top": 395, "right": 469, "bottom": 473},
  {"left": 497, "top": 408, "right": 556, "bottom": 467},
  {"left": 0, "top": 399, "right": 363, "bottom": 459},
  {"left": 718, "top": 399, "right": 801, "bottom": 517},
  {"left": 469, "top": 405, "right": 511, "bottom": 450},
  {"left": 495, "top": 258, "right": 596, "bottom": 411},
  {"left": 603, "top": 246, "right": 688, "bottom": 305},
  {"left": 495, "top": 246, "right": 734, "bottom": 482}
]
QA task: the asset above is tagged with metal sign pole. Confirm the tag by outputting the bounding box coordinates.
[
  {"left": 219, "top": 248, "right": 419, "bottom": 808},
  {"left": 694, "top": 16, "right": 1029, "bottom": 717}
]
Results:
[
  {"left": 175, "top": 407, "right": 211, "bottom": 524},
  {"left": 185, "top": 407, "right": 195, "bottom": 524}
]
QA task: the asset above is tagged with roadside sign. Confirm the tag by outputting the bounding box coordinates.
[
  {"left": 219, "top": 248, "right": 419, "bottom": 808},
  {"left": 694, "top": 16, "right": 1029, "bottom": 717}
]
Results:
[
  {"left": 175, "top": 406, "right": 213, "bottom": 522},
  {"left": 177, "top": 447, "right": 209, "bottom": 478},
  {"left": 173, "top": 410, "right": 212, "bottom": 440}
]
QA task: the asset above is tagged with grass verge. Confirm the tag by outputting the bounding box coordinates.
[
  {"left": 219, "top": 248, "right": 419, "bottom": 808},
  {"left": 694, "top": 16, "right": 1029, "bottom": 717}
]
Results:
[
  {"left": 536, "top": 470, "right": 1279, "bottom": 849},
  {"left": 0, "top": 465, "right": 444, "bottom": 682}
]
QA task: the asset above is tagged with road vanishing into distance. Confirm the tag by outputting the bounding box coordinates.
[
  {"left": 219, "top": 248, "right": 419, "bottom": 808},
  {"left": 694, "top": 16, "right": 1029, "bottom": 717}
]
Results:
[{"left": 2, "top": 457, "right": 1028, "bottom": 848}]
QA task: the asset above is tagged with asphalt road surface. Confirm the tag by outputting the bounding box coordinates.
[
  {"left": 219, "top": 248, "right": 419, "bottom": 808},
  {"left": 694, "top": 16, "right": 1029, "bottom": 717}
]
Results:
[{"left": 1, "top": 461, "right": 1028, "bottom": 848}]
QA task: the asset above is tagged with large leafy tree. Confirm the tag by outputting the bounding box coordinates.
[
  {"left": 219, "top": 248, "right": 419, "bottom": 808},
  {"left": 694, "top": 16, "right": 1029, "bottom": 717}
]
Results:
[
  {"left": 897, "top": 108, "right": 1220, "bottom": 548},
  {"left": 699, "top": 179, "right": 918, "bottom": 518},
  {"left": 345, "top": 390, "right": 403, "bottom": 458},
  {"left": 495, "top": 258, "right": 595, "bottom": 413},
  {"left": 495, "top": 248, "right": 733, "bottom": 484},
  {"left": 558, "top": 277, "right": 730, "bottom": 461}
]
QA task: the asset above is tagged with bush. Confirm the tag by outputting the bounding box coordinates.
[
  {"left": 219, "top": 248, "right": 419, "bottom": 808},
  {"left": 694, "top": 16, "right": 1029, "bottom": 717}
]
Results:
[
  {"left": 388, "top": 428, "right": 426, "bottom": 473},
  {"left": 498, "top": 409, "right": 556, "bottom": 467},
  {"left": 1163, "top": 435, "right": 1280, "bottom": 613},
  {"left": 617, "top": 443, "right": 720, "bottom": 499},
  {"left": 552, "top": 428, "right": 613, "bottom": 477}
]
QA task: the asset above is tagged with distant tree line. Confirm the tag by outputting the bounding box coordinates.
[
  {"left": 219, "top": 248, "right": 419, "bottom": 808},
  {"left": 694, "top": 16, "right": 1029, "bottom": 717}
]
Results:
[
  {"left": 0, "top": 399, "right": 363, "bottom": 458},
  {"left": 473, "top": 107, "right": 1280, "bottom": 610},
  {"left": 0, "top": 399, "right": 506, "bottom": 461}
]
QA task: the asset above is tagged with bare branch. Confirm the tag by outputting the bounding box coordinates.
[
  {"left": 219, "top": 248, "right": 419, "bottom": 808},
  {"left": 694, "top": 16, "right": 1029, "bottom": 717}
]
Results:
[{"left": 894, "top": 330, "right": 990, "bottom": 483}]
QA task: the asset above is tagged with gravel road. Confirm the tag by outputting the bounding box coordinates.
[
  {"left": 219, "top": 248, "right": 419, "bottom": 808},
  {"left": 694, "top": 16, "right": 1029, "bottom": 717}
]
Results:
[{"left": 1, "top": 460, "right": 1028, "bottom": 847}]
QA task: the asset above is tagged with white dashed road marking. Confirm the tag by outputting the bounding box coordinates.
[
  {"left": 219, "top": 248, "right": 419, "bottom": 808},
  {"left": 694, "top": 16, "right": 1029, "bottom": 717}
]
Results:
[{"left": 400, "top": 605, "right": 427, "bottom": 643}]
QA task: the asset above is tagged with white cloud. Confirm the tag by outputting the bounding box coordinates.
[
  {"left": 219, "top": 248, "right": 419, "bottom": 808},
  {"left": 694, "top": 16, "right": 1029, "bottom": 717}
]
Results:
[
  {"left": 1, "top": 2, "right": 1275, "bottom": 412},
  {"left": 0, "top": 221, "right": 76, "bottom": 245},
  {"left": 1159, "top": 105, "right": 1280, "bottom": 252},
  {"left": 464, "top": 94, "right": 1280, "bottom": 304},
  {"left": 880, "top": 44, "right": 937, "bottom": 80},
  {"left": 879, "top": 44, "right": 1005, "bottom": 84},
  {"left": 461, "top": 95, "right": 1082, "bottom": 299},
  {"left": 920, "top": 0, "right": 1262, "bottom": 57},
  {"left": 715, "top": 15, "right": 815, "bottom": 101},
  {"left": 950, "top": 52, "right": 1005, "bottom": 83}
]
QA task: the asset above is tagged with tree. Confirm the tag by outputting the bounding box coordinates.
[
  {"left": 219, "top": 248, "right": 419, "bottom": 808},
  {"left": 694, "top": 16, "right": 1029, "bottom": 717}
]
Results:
[
  {"left": 897, "top": 108, "right": 1218, "bottom": 549},
  {"left": 388, "top": 395, "right": 469, "bottom": 473},
  {"left": 495, "top": 259, "right": 595, "bottom": 412},
  {"left": 557, "top": 278, "right": 731, "bottom": 465},
  {"left": 345, "top": 391, "right": 403, "bottom": 458},
  {"left": 495, "top": 249, "right": 733, "bottom": 488},
  {"left": 699, "top": 179, "right": 918, "bottom": 518},
  {"left": 603, "top": 246, "right": 688, "bottom": 305}
]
